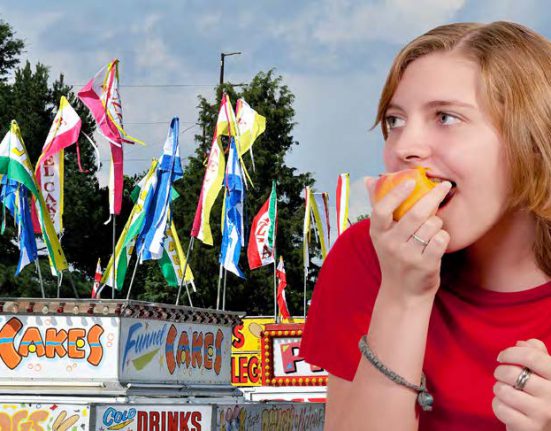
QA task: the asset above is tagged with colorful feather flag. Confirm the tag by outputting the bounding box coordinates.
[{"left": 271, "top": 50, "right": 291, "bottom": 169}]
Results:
[
  {"left": 303, "top": 186, "right": 312, "bottom": 270},
  {"left": 235, "top": 98, "right": 266, "bottom": 156},
  {"left": 219, "top": 138, "right": 245, "bottom": 278},
  {"left": 247, "top": 180, "right": 277, "bottom": 270},
  {"left": 136, "top": 117, "right": 183, "bottom": 260},
  {"left": 78, "top": 59, "right": 143, "bottom": 215},
  {"left": 0, "top": 179, "right": 38, "bottom": 275},
  {"left": 311, "top": 192, "right": 331, "bottom": 259},
  {"left": 101, "top": 160, "right": 158, "bottom": 290},
  {"left": 91, "top": 258, "right": 102, "bottom": 299},
  {"left": 276, "top": 256, "right": 291, "bottom": 320},
  {"left": 336, "top": 173, "right": 350, "bottom": 237},
  {"left": 32, "top": 96, "right": 82, "bottom": 234},
  {"left": 160, "top": 218, "right": 195, "bottom": 290},
  {"left": 0, "top": 121, "right": 67, "bottom": 276},
  {"left": 191, "top": 95, "right": 238, "bottom": 245}
]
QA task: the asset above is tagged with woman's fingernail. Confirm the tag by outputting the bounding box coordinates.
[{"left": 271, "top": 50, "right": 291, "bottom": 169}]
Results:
[{"left": 497, "top": 352, "right": 502, "bottom": 362}]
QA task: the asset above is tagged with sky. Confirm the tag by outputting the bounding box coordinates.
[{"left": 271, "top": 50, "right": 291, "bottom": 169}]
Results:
[{"left": 1, "top": 0, "right": 550, "bottom": 239}]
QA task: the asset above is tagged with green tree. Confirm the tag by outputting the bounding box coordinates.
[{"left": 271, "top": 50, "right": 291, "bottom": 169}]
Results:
[{"left": 137, "top": 71, "right": 319, "bottom": 315}]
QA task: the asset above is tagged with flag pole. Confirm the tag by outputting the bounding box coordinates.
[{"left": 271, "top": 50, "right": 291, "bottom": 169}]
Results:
[
  {"left": 35, "top": 260, "right": 45, "bottom": 298},
  {"left": 126, "top": 253, "right": 141, "bottom": 300},
  {"left": 216, "top": 264, "right": 223, "bottom": 310},
  {"left": 274, "top": 258, "right": 278, "bottom": 323},
  {"left": 222, "top": 268, "right": 227, "bottom": 311},
  {"left": 112, "top": 215, "right": 117, "bottom": 299},
  {"left": 175, "top": 237, "right": 194, "bottom": 306},
  {"left": 303, "top": 265, "right": 308, "bottom": 318}
]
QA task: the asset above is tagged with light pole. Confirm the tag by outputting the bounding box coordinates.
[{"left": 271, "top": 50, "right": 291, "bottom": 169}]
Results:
[{"left": 220, "top": 51, "right": 242, "bottom": 85}]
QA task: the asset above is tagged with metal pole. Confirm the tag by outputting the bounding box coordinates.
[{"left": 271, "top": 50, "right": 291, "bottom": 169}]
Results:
[
  {"left": 222, "top": 269, "right": 227, "bottom": 311},
  {"left": 176, "top": 237, "right": 194, "bottom": 306},
  {"left": 219, "top": 53, "right": 225, "bottom": 85},
  {"left": 126, "top": 254, "right": 140, "bottom": 301},
  {"left": 274, "top": 259, "right": 278, "bottom": 323},
  {"left": 112, "top": 215, "right": 116, "bottom": 299},
  {"left": 35, "top": 260, "right": 45, "bottom": 299},
  {"left": 216, "top": 264, "right": 223, "bottom": 310},
  {"left": 303, "top": 266, "right": 308, "bottom": 318}
]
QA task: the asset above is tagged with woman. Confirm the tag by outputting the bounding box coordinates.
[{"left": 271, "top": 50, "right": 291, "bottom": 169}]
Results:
[{"left": 300, "top": 22, "right": 551, "bottom": 431}]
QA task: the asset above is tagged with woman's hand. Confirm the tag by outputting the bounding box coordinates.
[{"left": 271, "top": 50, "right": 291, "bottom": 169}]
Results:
[
  {"left": 365, "top": 177, "right": 452, "bottom": 305},
  {"left": 493, "top": 339, "right": 551, "bottom": 431}
]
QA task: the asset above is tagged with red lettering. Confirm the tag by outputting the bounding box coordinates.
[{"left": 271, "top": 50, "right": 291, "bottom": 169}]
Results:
[
  {"left": 43, "top": 165, "right": 55, "bottom": 177},
  {"left": 149, "top": 411, "right": 160, "bottom": 431},
  {"left": 44, "top": 182, "right": 55, "bottom": 192},
  {"left": 43, "top": 156, "right": 55, "bottom": 167},
  {"left": 138, "top": 411, "right": 148, "bottom": 431},
  {"left": 167, "top": 411, "right": 178, "bottom": 431},
  {"left": 180, "top": 412, "right": 191, "bottom": 431},
  {"left": 232, "top": 324, "right": 244, "bottom": 349},
  {"left": 191, "top": 412, "right": 202, "bottom": 431}
]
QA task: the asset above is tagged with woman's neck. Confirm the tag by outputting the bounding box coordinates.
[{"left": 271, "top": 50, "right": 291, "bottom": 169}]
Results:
[{"left": 449, "top": 210, "right": 550, "bottom": 292}]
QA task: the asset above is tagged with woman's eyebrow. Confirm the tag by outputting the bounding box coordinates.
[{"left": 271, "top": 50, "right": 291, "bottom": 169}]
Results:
[{"left": 387, "top": 100, "right": 476, "bottom": 111}]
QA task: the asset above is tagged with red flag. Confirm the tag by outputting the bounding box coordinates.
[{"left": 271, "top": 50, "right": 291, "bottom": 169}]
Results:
[
  {"left": 276, "top": 256, "right": 290, "bottom": 319},
  {"left": 91, "top": 258, "right": 102, "bottom": 299}
]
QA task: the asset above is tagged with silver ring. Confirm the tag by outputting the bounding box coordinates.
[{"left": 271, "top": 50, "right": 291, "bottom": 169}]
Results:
[
  {"left": 411, "top": 233, "right": 429, "bottom": 247},
  {"left": 514, "top": 367, "right": 532, "bottom": 391}
]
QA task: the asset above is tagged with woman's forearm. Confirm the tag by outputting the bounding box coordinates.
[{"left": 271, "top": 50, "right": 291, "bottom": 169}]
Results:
[{"left": 340, "top": 286, "right": 435, "bottom": 431}]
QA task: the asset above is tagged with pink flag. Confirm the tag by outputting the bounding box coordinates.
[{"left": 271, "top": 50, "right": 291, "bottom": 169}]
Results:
[
  {"left": 276, "top": 256, "right": 290, "bottom": 319},
  {"left": 78, "top": 59, "right": 143, "bottom": 215}
]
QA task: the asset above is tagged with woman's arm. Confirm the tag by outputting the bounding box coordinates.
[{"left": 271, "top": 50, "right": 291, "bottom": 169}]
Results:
[{"left": 325, "top": 288, "right": 434, "bottom": 431}]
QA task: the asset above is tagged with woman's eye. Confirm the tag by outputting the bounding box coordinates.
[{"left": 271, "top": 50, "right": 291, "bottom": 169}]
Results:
[
  {"left": 437, "top": 112, "right": 460, "bottom": 125},
  {"left": 385, "top": 115, "right": 405, "bottom": 129}
]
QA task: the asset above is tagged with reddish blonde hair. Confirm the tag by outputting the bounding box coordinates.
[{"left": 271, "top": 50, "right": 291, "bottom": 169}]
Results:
[{"left": 374, "top": 21, "right": 551, "bottom": 275}]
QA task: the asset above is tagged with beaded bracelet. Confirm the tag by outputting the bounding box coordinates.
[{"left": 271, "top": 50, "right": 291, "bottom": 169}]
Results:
[{"left": 358, "top": 335, "right": 433, "bottom": 412}]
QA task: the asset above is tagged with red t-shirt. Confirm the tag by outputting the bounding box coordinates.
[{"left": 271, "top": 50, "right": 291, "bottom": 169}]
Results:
[{"left": 300, "top": 218, "right": 551, "bottom": 430}]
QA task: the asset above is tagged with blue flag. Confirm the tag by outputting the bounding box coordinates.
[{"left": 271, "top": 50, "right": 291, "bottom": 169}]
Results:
[
  {"left": 137, "top": 117, "right": 183, "bottom": 260},
  {"left": 219, "top": 138, "right": 245, "bottom": 278},
  {"left": 0, "top": 178, "right": 38, "bottom": 274}
]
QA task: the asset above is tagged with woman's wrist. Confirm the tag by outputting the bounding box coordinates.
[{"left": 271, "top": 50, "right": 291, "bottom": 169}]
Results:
[{"left": 377, "top": 280, "right": 437, "bottom": 311}]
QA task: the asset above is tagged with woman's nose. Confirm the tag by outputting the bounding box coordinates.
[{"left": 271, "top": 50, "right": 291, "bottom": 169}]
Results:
[{"left": 392, "top": 127, "right": 432, "bottom": 163}]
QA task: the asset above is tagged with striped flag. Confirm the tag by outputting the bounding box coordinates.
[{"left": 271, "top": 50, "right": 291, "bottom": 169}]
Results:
[
  {"left": 219, "top": 138, "right": 245, "bottom": 278},
  {"left": 0, "top": 121, "right": 67, "bottom": 276},
  {"left": 33, "top": 96, "right": 82, "bottom": 234},
  {"left": 276, "top": 256, "right": 290, "bottom": 320},
  {"left": 159, "top": 217, "right": 195, "bottom": 290},
  {"left": 0, "top": 179, "right": 38, "bottom": 275},
  {"left": 303, "top": 186, "right": 312, "bottom": 270},
  {"left": 336, "top": 173, "right": 350, "bottom": 237},
  {"left": 78, "top": 59, "right": 143, "bottom": 215},
  {"left": 247, "top": 181, "right": 277, "bottom": 270},
  {"left": 311, "top": 192, "right": 331, "bottom": 260},
  {"left": 191, "top": 94, "right": 238, "bottom": 245},
  {"left": 91, "top": 258, "right": 102, "bottom": 299},
  {"left": 136, "top": 117, "right": 182, "bottom": 260},
  {"left": 101, "top": 160, "right": 158, "bottom": 290}
]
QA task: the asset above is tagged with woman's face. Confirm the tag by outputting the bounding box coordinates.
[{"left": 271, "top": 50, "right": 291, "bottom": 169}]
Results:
[{"left": 383, "top": 51, "right": 510, "bottom": 252}]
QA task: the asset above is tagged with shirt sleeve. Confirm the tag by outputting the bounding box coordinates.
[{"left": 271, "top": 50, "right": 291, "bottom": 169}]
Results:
[{"left": 300, "top": 219, "right": 382, "bottom": 381}]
